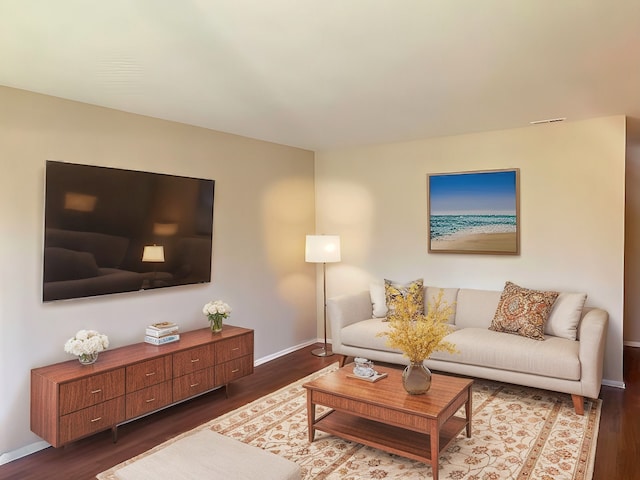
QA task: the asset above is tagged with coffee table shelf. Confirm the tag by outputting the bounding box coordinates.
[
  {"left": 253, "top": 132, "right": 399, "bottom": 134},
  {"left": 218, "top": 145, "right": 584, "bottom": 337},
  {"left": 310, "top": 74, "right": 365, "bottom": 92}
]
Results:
[{"left": 314, "top": 409, "right": 468, "bottom": 463}]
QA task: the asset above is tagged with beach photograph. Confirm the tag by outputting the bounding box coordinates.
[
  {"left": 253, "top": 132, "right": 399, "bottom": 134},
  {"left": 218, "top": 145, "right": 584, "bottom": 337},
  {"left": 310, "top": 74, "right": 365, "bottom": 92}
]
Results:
[{"left": 427, "top": 169, "right": 519, "bottom": 254}]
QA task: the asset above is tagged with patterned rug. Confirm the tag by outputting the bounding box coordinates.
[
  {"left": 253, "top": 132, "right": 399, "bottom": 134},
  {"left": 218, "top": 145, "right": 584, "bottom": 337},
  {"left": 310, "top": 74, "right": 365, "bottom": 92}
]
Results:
[{"left": 98, "top": 363, "right": 601, "bottom": 480}]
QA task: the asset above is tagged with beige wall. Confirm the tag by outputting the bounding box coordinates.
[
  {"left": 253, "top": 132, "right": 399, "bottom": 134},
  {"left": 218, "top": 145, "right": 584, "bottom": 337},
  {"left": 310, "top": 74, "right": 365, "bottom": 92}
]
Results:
[
  {"left": 315, "top": 116, "right": 626, "bottom": 387},
  {"left": 625, "top": 117, "right": 640, "bottom": 346},
  {"left": 0, "top": 87, "right": 316, "bottom": 459},
  {"left": 0, "top": 85, "right": 629, "bottom": 462}
]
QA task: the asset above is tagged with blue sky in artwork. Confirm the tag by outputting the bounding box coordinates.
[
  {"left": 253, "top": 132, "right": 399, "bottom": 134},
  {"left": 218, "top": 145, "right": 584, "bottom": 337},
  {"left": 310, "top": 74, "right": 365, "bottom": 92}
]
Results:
[{"left": 429, "top": 171, "right": 517, "bottom": 215}]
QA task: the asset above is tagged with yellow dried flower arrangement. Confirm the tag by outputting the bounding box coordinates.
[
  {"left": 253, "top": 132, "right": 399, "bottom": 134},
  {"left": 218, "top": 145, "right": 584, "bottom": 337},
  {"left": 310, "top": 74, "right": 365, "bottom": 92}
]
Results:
[{"left": 378, "top": 289, "right": 457, "bottom": 362}]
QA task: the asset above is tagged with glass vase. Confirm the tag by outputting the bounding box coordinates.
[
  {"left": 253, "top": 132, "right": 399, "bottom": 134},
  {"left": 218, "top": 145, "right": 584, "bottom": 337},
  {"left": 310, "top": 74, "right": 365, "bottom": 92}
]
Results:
[
  {"left": 209, "top": 315, "right": 223, "bottom": 333},
  {"left": 402, "top": 361, "right": 431, "bottom": 394},
  {"left": 78, "top": 352, "right": 99, "bottom": 365}
]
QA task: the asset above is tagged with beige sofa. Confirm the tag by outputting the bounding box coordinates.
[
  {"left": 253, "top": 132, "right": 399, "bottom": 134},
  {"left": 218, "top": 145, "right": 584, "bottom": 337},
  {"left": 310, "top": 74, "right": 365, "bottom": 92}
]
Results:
[{"left": 327, "top": 286, "right": 608, "bottom": 415}]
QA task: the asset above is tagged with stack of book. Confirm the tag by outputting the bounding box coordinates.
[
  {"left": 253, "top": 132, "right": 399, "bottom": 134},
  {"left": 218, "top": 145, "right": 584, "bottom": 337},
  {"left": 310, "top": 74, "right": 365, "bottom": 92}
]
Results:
[{"left": 144, "top": 322, "right": 180, "bottom": 345}]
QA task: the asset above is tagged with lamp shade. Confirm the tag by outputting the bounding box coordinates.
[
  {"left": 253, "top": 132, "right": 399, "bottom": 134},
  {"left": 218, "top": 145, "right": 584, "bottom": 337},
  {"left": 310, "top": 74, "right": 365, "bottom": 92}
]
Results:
[
  {"left": 64, "top": 192, "right": 97, "bottom": 212},
  {"left": 305, "top": 235, "right": 341, "bottom": 263},
  {"left": 142, "top": 245, "right": 165, "bottom": 263},
  {"left": 153, "top": 222, "right": 178, "bottom": 236}
]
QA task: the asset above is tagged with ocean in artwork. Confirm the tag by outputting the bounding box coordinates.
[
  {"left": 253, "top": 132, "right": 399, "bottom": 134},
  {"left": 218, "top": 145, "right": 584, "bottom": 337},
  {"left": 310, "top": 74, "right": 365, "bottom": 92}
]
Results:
[{"left": 430, "top": 214, "right": 516, "bottom": 240}]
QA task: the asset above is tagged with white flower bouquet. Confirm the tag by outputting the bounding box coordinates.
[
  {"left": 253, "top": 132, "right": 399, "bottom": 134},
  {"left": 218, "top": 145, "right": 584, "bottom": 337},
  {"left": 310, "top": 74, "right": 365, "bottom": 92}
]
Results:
[
  {"left": 203, "top": 300, "right": 232, "bottom": 332},
  {"left": 64, "top": 329, "right": 109, "bottom": 364}
]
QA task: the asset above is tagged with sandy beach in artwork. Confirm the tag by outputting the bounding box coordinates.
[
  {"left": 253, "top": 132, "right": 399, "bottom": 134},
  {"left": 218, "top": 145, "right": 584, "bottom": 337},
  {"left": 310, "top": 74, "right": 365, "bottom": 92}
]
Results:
[{"left": 430, "top": 232, "right": 517, "bottom": 252}]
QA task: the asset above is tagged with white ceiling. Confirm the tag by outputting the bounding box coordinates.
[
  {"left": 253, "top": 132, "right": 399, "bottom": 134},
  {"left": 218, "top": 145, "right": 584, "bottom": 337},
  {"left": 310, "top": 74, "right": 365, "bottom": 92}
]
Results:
[{"left": 1, "top": 0, "right": 639, "bottom": 151}]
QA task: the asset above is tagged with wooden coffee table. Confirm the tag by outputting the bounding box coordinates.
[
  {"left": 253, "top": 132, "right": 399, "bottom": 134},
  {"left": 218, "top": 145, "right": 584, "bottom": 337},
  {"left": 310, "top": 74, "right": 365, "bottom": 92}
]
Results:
[{"left": 303, "top": 365, "right": 473, "bottom": 480}]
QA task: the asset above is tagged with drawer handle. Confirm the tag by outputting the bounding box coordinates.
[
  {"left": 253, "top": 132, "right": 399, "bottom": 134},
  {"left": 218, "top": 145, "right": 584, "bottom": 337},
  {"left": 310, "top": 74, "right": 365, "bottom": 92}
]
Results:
[
  {"left": 90, "top": 389, "right": 102, "bottom": 394},
  {"left": 145, "top": 372, "right": 156, "bottom": 377},
  {"left": 90, "top": 417, "right": 102, "bottom": 423},
  {"left": 232, "top": 347, "right": 240, "bottom": 351},
  {"left": 145, "top": 398, "right": 156, "bottom": 403},
  {"left": 190, "top": 382, "right": 200, "bottom": 388},
  {"left": 191, "top": 358, "right": 200, "bottom": 363},
  {"left": 232, "top": 369, "right": 240, "bottom": 373}
]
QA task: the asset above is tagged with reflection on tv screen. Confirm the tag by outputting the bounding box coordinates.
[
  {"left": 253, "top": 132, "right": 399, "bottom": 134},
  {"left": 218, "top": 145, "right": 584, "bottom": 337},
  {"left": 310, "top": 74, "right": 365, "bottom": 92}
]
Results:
[{"left": 43, "top": 161, "right": 215, "bottom": 302}]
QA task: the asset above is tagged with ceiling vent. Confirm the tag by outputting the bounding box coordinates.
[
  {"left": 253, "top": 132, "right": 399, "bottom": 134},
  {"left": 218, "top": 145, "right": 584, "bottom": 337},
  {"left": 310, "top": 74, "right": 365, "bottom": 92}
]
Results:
[{"left": 529, "top": 117, "right": 566, "bottom": 125}]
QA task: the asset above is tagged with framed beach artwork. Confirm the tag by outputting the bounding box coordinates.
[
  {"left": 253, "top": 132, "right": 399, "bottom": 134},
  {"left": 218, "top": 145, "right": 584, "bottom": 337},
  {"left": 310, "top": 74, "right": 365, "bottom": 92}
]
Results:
[{"left": 427, "top": 168, "right": 520, "bottom": 255}]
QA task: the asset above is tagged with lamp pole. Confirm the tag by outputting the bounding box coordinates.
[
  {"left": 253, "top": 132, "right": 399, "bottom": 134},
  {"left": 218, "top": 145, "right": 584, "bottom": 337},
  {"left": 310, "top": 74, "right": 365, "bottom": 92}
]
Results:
[{"left": 313, "top": 261, "right": 332, "bottom": 357}]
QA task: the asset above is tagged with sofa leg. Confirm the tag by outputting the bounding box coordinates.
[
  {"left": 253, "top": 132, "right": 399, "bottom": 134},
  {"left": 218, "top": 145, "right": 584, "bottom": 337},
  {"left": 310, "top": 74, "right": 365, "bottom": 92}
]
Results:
[
  {"left": 339, "top": 355, "right": 348, "bottom": 367},
  {"left": 571, "top": 394, "right": 585, "bottom": 415}
]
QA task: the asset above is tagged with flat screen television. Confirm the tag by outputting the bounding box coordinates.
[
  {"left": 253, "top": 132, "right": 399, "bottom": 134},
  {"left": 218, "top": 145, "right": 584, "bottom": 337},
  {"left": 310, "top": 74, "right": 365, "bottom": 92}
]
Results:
[{"left": 42, "top": 160, "right": 215, "bottom": 302}]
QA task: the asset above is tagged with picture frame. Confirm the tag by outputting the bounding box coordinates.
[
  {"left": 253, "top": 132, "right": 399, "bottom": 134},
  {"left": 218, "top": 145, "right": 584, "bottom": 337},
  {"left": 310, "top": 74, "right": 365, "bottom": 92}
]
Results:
[{"left": 427, "top": 168, "right": 520, "bottom": 255}]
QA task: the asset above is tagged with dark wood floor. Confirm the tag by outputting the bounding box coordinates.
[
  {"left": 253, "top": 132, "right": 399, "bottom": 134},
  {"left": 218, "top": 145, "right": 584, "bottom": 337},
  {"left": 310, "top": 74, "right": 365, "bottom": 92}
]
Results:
[{"left": 1, "top": 345, "right": 638, "bottom": 480}]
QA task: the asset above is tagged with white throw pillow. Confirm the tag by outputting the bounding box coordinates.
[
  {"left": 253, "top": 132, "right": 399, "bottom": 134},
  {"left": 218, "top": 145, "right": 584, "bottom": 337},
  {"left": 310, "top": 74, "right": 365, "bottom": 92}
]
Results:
[
  {"left": 544, "top": 292, "right": 587, "bottom": 340},
  {"left": 370, "top": 282, "right": 387, "bottom": 318}
]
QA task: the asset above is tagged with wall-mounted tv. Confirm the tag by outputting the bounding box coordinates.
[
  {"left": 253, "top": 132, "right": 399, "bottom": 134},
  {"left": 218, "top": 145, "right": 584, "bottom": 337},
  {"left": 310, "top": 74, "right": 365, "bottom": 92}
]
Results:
[{"left": 43, "top": 161, "right": 215, "bottom": 302}]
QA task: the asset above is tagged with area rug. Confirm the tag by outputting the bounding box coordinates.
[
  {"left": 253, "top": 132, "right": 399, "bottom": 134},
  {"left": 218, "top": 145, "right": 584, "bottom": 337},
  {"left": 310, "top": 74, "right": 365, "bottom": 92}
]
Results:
[{"left": 98, "top": 363, "right": 601, "bottom": 480}]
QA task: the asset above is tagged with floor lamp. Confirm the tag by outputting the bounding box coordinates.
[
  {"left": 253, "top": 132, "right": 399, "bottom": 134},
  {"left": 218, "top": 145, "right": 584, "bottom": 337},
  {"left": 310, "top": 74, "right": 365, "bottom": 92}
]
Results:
[{"left": 306, "top": 234, "right": 341, "bottom": 357}]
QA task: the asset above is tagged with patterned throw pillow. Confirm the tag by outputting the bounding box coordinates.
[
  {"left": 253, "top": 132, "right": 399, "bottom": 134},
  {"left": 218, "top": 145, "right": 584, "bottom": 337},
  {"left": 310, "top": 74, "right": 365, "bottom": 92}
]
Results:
[
  {"left": 490, "top": 281, "right": 559, "bottom": 340},
  {"left": 384, "top": 278, "right": 424, "bottom": 320}
]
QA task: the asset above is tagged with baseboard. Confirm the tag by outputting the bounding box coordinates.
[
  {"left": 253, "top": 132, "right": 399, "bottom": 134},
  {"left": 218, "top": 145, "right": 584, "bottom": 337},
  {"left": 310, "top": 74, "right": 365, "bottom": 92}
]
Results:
[
  {"left": 254, "top": 338, "right": 324, "bottom": 366},
  {"left": 0, "top": 441, "right": 50, "bottom": 466},
  {"left": 601, "top": 379, "right": 626, "bottom": 389},
  {"left": 623, "top": 340, "right": 640, "bottom": 348}
]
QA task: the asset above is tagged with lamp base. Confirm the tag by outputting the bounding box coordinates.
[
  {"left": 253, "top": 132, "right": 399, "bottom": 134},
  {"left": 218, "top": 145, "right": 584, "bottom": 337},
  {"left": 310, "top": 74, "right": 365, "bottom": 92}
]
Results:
[{"left": 311, "top": 346, "right": 334, "bottom": 357}]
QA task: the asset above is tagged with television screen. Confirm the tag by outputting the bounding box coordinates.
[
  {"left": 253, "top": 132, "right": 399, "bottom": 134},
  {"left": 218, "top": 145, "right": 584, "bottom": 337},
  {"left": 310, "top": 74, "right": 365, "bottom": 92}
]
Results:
[{"left": 42, "top": 161, "right": 215, "bottom": 302}]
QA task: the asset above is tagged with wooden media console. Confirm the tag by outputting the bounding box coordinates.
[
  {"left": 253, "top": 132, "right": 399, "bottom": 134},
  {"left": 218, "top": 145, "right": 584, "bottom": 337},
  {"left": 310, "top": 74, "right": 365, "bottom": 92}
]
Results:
[{"left": 31, "top": 325, "right": 253, "bottom": 447}]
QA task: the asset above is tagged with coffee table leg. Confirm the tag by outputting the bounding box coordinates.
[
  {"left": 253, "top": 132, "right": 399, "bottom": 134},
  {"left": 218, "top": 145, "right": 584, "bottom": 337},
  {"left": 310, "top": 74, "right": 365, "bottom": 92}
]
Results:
[
  {"left": 306, "top": 391, "right": 316, "bottom": 442},
  {"left": 466, "top": 385, "right": 472, "bottom": 438},
  {"left": 430, "top": 422, "right": 439, "bottom": 480}
]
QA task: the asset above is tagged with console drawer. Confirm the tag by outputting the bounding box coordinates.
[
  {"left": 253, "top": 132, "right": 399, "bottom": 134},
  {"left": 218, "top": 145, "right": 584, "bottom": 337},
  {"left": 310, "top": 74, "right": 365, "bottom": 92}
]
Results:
[
  {"left": 126, "top": 356, "right": 172, "bottom": 392},
  {"left": 216, "top": 334, "right": 253, "bottom": 363},
  {"left": 173, "top": 345, "right": 215, "bottom": 377},
  {"left": 173, "top": 367, "right": 215, "bottom": 402},
  {"left": 216, "top": 355, "right": 254, "bottom": 385},
  {"left": 126, "top": 381, "right": 173, "bottom": 418},
  {"left": 59, "top": 369, "right": 125, "bottom": 415},
  {"left": 59, "top": 396, "right": 125, "bottom": 445}
]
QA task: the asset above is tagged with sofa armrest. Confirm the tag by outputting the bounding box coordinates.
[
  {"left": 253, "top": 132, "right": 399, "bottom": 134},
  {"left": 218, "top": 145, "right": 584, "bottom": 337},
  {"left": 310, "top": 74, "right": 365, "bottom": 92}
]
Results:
[
  {"left": 577, "top": 307, "right": 608, "bottom": 398},
  {"left": 327, "top": 291, "right": 373, "bottom": 354}
]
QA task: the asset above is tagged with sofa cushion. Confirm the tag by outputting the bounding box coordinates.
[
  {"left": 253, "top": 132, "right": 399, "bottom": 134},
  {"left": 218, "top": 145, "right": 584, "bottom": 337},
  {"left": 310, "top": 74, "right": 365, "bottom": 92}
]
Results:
[
  {"left": 341, "top": 318, "right": 400, "bottom": 352},
  {"left": 342, "top": 317, "right": 462, "bottom": 357},
  {"left": 370, "top": 283, "right": 459, "bottom": 321},
  {"left": 429, "top": 328, "right": 581, "bottom": 380},
  {"left": 544, "top": 292, "right": 587, "bottom": 340},
  {"left": 384, "top": 278, "right": 424, "bottom": 319},
  {"left": 455, "top": 288, "right": 503, "bottom": 329},
  {"left": 425, "top": 287, "right": 459, "bottom": 324},
  {"left": 489, "top": 282, "right": 559, "bottom": 340}
]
